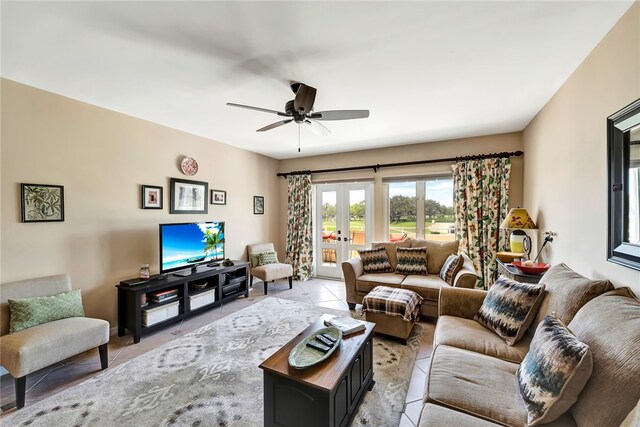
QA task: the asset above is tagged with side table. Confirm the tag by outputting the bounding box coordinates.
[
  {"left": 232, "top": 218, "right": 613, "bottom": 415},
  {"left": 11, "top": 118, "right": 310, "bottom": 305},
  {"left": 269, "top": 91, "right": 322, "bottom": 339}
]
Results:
[{"left": 496, "top": 259, "right": 544, "bottom": 284}]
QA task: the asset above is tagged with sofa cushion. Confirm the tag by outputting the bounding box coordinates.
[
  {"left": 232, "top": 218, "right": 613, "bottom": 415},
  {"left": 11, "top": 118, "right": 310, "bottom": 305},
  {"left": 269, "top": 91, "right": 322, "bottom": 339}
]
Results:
[
  {"left": 356, "top": 273, "right": 405, "bottom": 293},
  {"left": 531, "top": 263, "right": 613, "bottom": 333},
  {"left": 568, "top": 287, "right": 640, "bottom": 427},
  {"left": 418, "top": 403, "right": 501, "bottom": 427},
  {"left": 410, "top": 240, "right": 459, "bottom": 274},
  {"left": 371, "top": 239, "right": 411, "bottom": 270},
  {"left": 518, "top": 315, "right": 592, "bottom": 426},
  {"left": 439, "top": 254, "right": 464, "bottom": 285},
  {"left": 401, "top": 275, "right": 449, "bottom": 301},
  {"left": 0, "top": 317, "right": 110, "bottom": 377},
  {"left": 426, "top": 345, "right": 527, "bottom": 426},
  {"left": 9, "top": 289, "right": 85, "bottom": 334},
  {"left": 358, "top": 247, "right": 393, "bottom": 274},
  {"left": 395, "top": 247, "right": 428, "bottom": 275},
  {"left": 434, "top": 315, "right": 531, "bottom": 363},
  {"left": 474, "top": 276, "right": 545, "bottom": 345}
]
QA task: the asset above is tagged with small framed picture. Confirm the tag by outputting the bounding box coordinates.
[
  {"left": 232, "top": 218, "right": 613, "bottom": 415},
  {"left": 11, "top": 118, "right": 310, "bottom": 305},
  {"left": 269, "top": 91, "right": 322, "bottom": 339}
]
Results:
[
  {"left": 21, "top": 183, "right": 65, "bottom": 223},
  {"left": 170, "top": 178, "right": 208, "bottom": 214},
  {"left": 254, "top": 196, "right": 264, "bottom": 215},
  {"left": 210, "top": 189, "right": 227, "bottom": 205},
  {"left": 141, "top": 185, "right": 163, "bottom": 209}
]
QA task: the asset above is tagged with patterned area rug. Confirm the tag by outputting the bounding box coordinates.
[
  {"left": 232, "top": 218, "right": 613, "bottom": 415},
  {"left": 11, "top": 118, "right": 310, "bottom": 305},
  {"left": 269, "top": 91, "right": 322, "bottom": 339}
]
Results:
[{"left": 2, "top": 297, "right": 422, "bottom": 427}]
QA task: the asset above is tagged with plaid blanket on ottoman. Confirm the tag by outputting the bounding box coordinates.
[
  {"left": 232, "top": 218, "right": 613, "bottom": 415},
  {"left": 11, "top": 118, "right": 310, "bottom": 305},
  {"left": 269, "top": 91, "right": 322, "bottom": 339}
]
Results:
[{"left": 362, "top": 286, "right": 423, "bottom": 322}]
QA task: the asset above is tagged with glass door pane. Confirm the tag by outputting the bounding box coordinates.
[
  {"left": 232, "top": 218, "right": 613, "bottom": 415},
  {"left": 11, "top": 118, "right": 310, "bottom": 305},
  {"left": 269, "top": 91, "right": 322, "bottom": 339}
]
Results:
[
  {"left": 320, "top": 189, "right": 338, "bottom": 268},
  {"left": 346, "top": 186, "right": 369, "bottom": 259}
]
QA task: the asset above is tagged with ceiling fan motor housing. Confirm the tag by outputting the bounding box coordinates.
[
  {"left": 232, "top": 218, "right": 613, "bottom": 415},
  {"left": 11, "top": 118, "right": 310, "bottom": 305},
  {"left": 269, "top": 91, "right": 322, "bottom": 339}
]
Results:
[{"left": 285, "top": 100, "right": 307, "bottom": 123}]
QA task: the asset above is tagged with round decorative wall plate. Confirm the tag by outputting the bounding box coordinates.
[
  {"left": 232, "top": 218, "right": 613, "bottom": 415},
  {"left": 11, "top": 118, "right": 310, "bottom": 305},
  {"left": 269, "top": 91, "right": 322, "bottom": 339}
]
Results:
[{"left": 180, "top": 157, "right": 198, "bottom": 176}]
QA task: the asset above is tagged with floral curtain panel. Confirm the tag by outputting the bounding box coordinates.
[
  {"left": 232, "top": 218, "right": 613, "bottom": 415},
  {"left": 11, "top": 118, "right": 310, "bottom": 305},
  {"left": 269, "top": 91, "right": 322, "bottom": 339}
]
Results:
[
  {"left": 285, "top": 175, "right": 313, "bottom": 281},
  {"left": 452, "top": 158, "right": 511, "bottom": 289}
]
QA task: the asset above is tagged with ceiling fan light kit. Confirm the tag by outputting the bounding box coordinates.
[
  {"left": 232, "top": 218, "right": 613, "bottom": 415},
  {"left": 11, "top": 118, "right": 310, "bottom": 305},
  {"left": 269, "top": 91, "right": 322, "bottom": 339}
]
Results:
[{"left": 226, "top": 82, "right": 370, "bottom": 152}]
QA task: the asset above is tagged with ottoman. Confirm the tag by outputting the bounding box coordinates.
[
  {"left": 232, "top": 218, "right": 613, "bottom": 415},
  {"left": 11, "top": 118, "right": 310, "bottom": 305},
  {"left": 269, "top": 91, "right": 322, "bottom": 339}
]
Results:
[{"left": 362, "top": 286, "right": 423, "bottom": 344}]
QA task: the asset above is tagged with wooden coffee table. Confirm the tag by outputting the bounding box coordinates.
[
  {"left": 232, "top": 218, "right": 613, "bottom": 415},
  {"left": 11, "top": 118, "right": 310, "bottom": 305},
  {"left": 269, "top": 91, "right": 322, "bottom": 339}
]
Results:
[{"left": 259, "top": 314, "right": 375, "bottom": 427}]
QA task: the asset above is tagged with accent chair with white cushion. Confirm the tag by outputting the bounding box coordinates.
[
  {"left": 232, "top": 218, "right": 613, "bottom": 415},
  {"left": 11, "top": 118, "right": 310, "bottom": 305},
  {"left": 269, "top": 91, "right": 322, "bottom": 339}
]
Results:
[
  {"left": 0, "top": 274, "right": 110, "bottom": 409},
  {"left": 247, "top": 243, "right": 294, "bottom": 295}
]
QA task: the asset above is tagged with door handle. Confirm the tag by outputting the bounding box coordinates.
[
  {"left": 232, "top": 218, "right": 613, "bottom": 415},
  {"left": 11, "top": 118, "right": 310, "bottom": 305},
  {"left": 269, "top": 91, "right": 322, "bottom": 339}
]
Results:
[
  {"left": 344, "top": 238, "right": 350, "bottom": 242},
  {"left": 336, "top": 237, "right": 342, "bottom": 241}
]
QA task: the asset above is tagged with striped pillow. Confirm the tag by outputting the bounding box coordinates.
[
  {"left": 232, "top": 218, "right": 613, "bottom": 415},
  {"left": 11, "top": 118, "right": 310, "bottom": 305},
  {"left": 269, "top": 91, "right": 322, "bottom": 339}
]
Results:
[
  {"left": 518, "top": 315, "right": 592, "bottom": 425},
  {"left": 258, "top": 250, "right": 278, "bottom": 265},
  {"left": 474, "top": 276, "right": 545, "bottom": 345},
  {"left": 358, "top": 247, "right": 393, "bottom": 274},
  {"left": 439, "top": 254, "right": 464, "bottom": 284},
  {"left": 395, "top": 247, "right": 427, "bottom": 275}
]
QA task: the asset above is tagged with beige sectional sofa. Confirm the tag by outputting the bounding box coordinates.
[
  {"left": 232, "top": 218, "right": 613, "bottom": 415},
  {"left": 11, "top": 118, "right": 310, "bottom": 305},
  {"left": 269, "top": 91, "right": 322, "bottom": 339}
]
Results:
[
  {"left": 418, "top": 264, "right": 640, "bottom": 427},
  {"left": 342, "top": 238, "right": 477, "bottom": 317}
]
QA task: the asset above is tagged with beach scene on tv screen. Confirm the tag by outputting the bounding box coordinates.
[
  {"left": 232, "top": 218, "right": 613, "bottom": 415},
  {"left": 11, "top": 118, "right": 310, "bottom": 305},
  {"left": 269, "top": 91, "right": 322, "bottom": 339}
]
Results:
[{"left": 162, "top": 222, "right": 224, "bottom": 271}]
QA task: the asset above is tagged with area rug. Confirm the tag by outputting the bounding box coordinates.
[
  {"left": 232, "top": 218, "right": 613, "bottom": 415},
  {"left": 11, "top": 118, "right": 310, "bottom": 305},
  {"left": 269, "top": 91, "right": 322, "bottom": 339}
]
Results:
[{"left": 2, "top": 297, "right": 422, "bottom": 427}]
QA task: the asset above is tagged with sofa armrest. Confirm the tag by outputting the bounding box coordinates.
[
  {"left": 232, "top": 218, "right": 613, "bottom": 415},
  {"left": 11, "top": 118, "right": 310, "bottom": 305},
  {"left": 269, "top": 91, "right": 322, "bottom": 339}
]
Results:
[
  {"left": 438, "top": 287, "right": 487, "bottom": 319},
  {"left": 342, "top": 258, "right": 363, "bottom": 306},
  {"left": 453, "top": 252, "right": 478, "bottom": 289}
]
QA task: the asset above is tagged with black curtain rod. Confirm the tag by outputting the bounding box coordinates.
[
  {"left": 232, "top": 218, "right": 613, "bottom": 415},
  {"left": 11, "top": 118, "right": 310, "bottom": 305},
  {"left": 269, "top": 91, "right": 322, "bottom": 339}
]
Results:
[{"left": 277, "top": 150, "right": 524, "bottom": 178}]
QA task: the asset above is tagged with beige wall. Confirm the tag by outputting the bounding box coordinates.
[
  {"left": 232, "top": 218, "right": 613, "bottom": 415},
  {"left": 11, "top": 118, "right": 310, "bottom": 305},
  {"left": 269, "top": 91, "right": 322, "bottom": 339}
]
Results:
[
  {"left": 0, "top": 79, "right": 281, "bottom": 325},
  {"left": 278, "top": 132, "right": 523, "bottom": 246},
  {"left": 523, "top": 2, "right": 640, "bottom": 294}
]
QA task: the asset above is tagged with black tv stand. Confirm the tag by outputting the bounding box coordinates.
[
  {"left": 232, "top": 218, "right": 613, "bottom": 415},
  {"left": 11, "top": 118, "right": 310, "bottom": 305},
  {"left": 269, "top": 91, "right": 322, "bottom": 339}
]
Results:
[{"left": 116, "top": 261, "right": 249, "bottom": 343}]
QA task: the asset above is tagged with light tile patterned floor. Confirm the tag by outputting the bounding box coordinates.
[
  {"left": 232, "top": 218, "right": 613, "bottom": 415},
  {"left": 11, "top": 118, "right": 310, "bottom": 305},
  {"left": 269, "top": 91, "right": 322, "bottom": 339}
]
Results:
[{"left": 0, "top": 277, "right": 434, "bottom": 425}]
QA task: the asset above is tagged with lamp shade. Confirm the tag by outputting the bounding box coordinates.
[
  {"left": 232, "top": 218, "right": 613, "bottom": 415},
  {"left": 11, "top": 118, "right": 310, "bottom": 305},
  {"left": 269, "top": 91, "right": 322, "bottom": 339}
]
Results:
[{"left": 500, "top": 208, "right": 537, "bottom": 229}]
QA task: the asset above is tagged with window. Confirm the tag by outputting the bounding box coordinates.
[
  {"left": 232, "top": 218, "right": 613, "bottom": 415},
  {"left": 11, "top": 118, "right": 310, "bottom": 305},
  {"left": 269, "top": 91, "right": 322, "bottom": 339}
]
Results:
[{"left": 387, "top": 177, "right": 455, "bottom": 241}]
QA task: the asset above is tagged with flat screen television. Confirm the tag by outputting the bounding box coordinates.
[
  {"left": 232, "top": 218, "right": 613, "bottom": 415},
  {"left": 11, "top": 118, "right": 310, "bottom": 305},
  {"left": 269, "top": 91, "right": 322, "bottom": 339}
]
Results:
[{"left": 159, "top": 221, "right": 225, "bottom": 274}]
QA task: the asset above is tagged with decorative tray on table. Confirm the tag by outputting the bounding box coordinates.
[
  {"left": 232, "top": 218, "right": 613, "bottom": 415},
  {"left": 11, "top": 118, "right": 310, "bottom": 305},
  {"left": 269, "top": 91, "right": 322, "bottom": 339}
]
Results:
[{"left": 288, "top": 326, "right": 342, "bottom": 369}]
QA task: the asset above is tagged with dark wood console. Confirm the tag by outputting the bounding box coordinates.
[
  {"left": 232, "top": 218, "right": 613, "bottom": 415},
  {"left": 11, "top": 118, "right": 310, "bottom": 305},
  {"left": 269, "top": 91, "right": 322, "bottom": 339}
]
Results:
[{"left": 116, "top": 262, "right": 249, "bottom": 343}]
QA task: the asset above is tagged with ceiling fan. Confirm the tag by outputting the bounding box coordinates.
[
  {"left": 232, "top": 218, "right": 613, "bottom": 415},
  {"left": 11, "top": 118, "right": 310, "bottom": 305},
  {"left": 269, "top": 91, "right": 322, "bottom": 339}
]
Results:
[{"left": 226, "top": 82, "right": 369, "bottom": 137}]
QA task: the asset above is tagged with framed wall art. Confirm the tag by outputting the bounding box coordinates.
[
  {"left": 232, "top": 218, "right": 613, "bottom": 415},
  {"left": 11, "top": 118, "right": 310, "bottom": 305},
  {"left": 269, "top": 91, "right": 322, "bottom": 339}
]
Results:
[
  {"left": 21, "top": 183, "right": 65, "bottom": 223},
  {"left": 141, "top": 185, "right": 163, "bottom": 209},
  {"left": 254, "top": 195, "right": 264, "bottom": 215},
  {"left": 210, "top": 189, "right": 227, "bottom": 205},
  {"left": 170, "top": 178, "right": 208, "bottom": 214}
]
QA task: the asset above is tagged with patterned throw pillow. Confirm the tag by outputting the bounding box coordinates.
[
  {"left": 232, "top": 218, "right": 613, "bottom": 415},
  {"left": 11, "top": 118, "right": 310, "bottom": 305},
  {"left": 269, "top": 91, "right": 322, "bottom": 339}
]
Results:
[
  {"left": 439, "top": 254, "right": 464, "bottom": 284},
  {"left": 9, "top": 289, "right": 85, "bottom": 334},
  {"left": 358, "top": 247, "right": 393, "bottom": 274},
  {"left": 395, "top": 247, "right": 427, "bottom": 275},
  {"left": 518, "top": 315, "right": 592, "bottom": 425},
  {"left": 474, "top": 276, "right": 545, "bottom": 345},
  {"left": 258, "top": 250, "right": 278, "bottom": 266}
]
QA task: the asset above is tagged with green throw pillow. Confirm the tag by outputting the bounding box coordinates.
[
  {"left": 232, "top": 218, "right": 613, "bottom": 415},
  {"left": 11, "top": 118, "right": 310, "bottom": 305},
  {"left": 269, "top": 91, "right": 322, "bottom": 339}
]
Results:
[
  {"left": 258, "top": 251, "right": 278, "bottom": 265},
  {"left": 9, "top": 289, "right": 85, "bottom": 334}
]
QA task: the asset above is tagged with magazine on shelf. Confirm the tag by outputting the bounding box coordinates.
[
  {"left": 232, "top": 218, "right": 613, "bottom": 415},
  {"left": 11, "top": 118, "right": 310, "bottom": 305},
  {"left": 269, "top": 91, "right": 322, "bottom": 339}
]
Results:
[{"left": 324, "top": 316, "right": 366, "bottom": 335}]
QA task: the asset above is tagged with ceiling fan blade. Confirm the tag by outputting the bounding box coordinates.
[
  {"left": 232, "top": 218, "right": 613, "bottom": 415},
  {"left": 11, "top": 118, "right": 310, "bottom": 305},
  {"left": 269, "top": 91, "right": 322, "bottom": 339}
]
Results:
[
  {"left": 309, "top": 110, "right": 370, "bottom": 121},
  {"left": 256, "top": 119, "right": 293, "bottom": 132},
  {"left": 293, "top": 84, "right": 317, "bottom": 114},
  {"left": 227, "top": 102, "right": 289, "bottom": 117},
  {"left": 304, "top": 119, "right": 331, "bottom": 136}
]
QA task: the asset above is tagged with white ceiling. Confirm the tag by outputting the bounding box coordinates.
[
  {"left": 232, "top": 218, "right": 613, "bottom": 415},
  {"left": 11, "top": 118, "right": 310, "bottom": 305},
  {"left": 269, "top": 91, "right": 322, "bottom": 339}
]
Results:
[{"left": 1, "top": 1, "right": 634, "bottom": 159}]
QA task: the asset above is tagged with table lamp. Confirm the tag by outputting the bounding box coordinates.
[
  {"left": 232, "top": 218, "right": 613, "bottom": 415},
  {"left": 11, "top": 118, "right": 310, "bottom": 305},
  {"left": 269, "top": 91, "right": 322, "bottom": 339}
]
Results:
[{"left": 500, "top": 208, "right": 537, "bottom": 258}]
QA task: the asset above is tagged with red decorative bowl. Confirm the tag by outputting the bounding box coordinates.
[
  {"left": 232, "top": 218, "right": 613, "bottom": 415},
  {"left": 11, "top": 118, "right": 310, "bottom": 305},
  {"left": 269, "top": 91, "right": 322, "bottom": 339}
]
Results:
[{"left": 512, "top": 261, "right": 550, "bottom": 275}]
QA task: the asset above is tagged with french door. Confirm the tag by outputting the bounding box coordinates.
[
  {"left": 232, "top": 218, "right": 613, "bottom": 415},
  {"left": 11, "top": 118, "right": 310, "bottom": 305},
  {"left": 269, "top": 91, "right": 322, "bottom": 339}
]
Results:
[{"left": 315, "top": 183, "right": 373, "bottom": 279}]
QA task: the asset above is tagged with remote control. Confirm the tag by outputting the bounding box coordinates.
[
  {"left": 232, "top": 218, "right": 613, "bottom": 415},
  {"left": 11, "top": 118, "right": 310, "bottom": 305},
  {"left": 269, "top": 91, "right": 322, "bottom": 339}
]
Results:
[
  {"left": 316, "top": 335, "right": 334, "bottom": 347},
  {"left": 320, "top": 333, "right": 336, "bottom": 343},
  {"left": 306, "top": 340, "right": 330, "bottom": 353}
]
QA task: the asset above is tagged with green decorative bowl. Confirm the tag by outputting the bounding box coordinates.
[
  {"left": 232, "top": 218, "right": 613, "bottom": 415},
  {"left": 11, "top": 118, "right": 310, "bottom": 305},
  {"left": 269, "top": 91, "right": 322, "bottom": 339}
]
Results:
[{"left": 288, "top": 326, "right": 342, "bottom": 369}]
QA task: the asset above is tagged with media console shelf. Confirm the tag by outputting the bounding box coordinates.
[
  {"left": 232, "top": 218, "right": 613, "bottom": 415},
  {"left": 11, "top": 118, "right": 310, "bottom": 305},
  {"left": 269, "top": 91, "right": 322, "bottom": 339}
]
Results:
[{"left": 116, "top": 261, "right": 249, "bottom": 343}]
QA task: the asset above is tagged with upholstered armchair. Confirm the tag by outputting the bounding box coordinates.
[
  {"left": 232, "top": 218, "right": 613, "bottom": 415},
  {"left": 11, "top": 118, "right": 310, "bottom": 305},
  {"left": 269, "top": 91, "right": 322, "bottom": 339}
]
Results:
[
  {"left": 247, "top": 243, "right": 293, "bottom": 295},
  {"left": 0, "top": 275, "right": 110, "bottom": 409}
]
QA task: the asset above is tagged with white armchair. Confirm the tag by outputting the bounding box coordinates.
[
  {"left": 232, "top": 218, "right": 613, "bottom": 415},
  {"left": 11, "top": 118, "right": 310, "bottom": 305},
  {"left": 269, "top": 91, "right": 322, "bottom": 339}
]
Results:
[{"left": 247, "top": 243, "right": 294, "bottom": 295}]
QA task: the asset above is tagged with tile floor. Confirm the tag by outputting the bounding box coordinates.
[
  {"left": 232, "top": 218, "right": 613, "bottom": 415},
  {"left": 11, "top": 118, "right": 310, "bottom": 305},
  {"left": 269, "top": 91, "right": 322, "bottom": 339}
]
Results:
[{"left": 0, "top": 277, "right": 435, "bottom": 426}]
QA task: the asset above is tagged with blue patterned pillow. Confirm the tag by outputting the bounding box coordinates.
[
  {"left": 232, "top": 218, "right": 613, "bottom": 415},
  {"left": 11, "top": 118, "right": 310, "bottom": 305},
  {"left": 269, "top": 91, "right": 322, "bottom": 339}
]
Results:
[
  {"left": 395, "top": 247, "right": 427, "bottom": 275},
  {"left": 439, "top": 254, "right": 464, "bottom": 285},
  {"left": 474, "top": 276, "right": 545, "bottom": 345},
  {"left": 518, "top": 315, "right": 592, "bottom": 425},
  {"left": 358, "top": 247, "right": 393, "bottom": 274}
]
